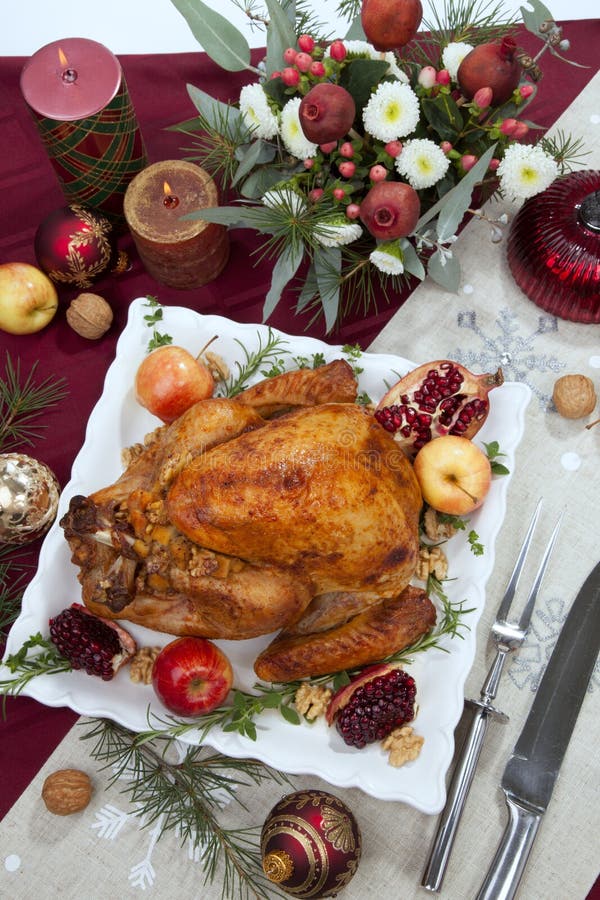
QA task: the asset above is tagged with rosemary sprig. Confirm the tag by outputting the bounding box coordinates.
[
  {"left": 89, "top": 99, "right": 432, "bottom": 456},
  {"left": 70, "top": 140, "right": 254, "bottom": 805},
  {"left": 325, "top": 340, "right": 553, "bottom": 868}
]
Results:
[
  {"left": 0, "top": 353, "right": 68, "bottom": 452},
  {"left": 80, "top": 717, "right": 292, "bottom": 899},
  {"left": 0, "top": 633, "right": 71, "bottom": 716},
  {"left": 221, "top": 329, "right": 290, "bottom": 397}
]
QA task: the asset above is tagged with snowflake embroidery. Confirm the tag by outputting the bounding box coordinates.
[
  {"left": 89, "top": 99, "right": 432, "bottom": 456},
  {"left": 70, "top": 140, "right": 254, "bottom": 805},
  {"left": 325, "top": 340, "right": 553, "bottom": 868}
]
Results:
[
  {"left": 450, "top": 307, "right": 564, "bottom": 409},
  {"left": 508, "top": 595, "right": 600, "bottom": 693},
  {"left": 90, "top": 740, "right": 235, "bottom": 891}
]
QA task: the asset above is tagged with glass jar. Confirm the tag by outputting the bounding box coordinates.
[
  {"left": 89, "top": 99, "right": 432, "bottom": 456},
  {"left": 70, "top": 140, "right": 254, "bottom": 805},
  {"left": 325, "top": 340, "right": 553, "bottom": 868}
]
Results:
[{"left": 506, "top": 169, "right": 600, "bottom": 324}]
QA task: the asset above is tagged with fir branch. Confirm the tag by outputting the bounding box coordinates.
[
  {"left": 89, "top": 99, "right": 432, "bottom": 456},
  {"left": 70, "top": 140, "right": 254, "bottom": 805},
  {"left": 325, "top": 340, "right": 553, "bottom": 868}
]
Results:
[
  {"left": 0, "top": 546, "right": 31, "bottom": 642},
  {"left": 0, "top": 354, "right": 68, "bottom": 452},
  {"left": 180, "top": 107, "right": 255, "bottom": 192},
  {"left": 80, "top": 717, "right": 291, "bottom": 899},
  {"left": 539, "top": 129, "right": 591, "bottom": 174},
  {"left": 220, "top": 329, "right": 290, "bottom": 396}
]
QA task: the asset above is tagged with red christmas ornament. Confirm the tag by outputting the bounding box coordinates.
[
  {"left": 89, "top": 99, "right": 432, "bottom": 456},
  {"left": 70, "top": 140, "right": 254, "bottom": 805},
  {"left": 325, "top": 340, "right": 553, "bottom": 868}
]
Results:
[
  {"left": 34, "top": 205, "right": 128, "bottom": 289},
  {"left": 261, "top": 790, "right": 361, "bottom": 898}
]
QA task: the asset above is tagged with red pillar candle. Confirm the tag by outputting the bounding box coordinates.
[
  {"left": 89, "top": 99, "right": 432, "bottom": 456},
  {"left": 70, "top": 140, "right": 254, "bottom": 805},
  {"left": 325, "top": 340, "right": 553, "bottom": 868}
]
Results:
[
  {"left": 123, "top": 160, "right": 230, "bottom": 290},
  {"left": 20, "top": 38, "right": 147, "bottom": 224}
]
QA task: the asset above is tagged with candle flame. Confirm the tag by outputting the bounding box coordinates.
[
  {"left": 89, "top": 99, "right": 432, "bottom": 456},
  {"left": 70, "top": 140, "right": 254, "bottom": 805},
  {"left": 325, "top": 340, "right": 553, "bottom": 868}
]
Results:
[
  {"left": 58, "top": 47, "right": 68, "bottom": 67},
  {"left": 163, "top": 181, "right": 172, "bottom": 196}
]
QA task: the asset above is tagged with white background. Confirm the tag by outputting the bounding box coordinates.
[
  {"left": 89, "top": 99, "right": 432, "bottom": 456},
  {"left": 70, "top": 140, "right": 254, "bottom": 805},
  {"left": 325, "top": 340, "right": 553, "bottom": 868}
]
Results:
[{"left": 2, "top": 0, "right": 597, "bottom": 56}]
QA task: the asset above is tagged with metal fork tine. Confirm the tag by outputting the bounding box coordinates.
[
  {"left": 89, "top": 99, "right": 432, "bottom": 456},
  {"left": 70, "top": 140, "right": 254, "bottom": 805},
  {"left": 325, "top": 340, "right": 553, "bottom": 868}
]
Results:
[
  {"left": 517, "top": 510, "right": 564, "bottom": 632},
  {"left": 495, "top": 498, "right": 543, "bottom": 624}
]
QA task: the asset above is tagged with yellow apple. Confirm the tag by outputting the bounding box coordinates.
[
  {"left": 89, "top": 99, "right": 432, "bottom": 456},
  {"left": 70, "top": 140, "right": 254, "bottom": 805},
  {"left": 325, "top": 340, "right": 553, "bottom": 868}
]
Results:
[
  {"left": 413, "top": 435, "right": 491, "bottom": 515},
  {"left": 0, "top": 262, "right": 59, "bottom": 335}
]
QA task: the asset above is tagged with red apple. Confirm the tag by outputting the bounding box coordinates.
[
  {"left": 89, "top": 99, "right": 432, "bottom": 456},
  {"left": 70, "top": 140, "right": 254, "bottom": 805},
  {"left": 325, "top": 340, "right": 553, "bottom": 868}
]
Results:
[
  {"left": 412, "top": 435, "right": 491, "bottom": 515},
  {"left": 151, "top": 637, "right": 234, "bottom": 717},
  {"left": 134, "top": 345, "right": 215, "bottom": 423},
  {"left": 0, "top": 262, "right": 59, "bottom": 335}
]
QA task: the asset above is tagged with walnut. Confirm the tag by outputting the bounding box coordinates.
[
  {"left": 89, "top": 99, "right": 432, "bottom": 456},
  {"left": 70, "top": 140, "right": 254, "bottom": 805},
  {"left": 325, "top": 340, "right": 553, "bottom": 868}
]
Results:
[
  {"left": 41, "top": 769, "right": 93, "bottom": 815},
  {"left": 416, "top": 545, "right": 448, "bottom": 581},
  {"left": 129, "top": 646, "right": 161, "bottom": 684},
  {"left": 202, "top": 350, "right": 230, "bottom": 382},
  {"left": 423, "top": 506, "right": 459, "bottom": 541},
  {"left": 66, "top": 293, "right": 113, "bottom": 340},
  {"left": 552, "top": 374, "right": 597, "bottom": 419},
  {"left": 294, "top": 683, "right": 333, "bottom": 720},
  {"left": 382, "top": 725, "right": 424, "bottom": 767}
]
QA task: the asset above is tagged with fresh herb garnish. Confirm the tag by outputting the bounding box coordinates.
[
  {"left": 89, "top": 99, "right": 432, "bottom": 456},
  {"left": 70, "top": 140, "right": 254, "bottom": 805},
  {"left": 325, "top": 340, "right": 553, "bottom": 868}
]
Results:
[
  {"left": 221, "top": 329, "right": 289, "bottom": 397},
  {"left": 142, "top": 296, "right": 173, "bottom": 351},
  {"left": 467, "top": 530, "right": 484, "bottom": 556},
  {"left": 483, "top": 440, "right": 510, "bottom": 475},
  {"left": 342, "top": 343, "right": 364, "bottom": 376},
  {"left": 0, "top": 633, "right": 71, "bottom": 715}
]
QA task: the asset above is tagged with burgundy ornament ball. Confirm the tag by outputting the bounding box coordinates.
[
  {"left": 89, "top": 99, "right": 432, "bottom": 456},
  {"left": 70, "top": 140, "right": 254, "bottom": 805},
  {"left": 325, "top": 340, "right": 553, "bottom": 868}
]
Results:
[
  {"left": 261, "top": 790, "right": 362, "bottom": 898},
  {"left": 34, "top": 205, "right": 128, "bottom": 289}
]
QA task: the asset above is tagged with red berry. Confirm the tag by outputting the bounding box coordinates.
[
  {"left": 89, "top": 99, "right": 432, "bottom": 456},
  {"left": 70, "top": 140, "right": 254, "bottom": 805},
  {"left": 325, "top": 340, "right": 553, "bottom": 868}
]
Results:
[
  {"left": 309, "top": 187, "right": 324, "bottom": 202},
  {"left": 489, "top": 157, "right": 500, "bottom": 171},
  {"left": 338, "top": 160, "right": 356, "bottom": 178},
  {"left": 436, "top": 68, "right": 451, "bottom": 85},
  {"left": 310, "top": 60, "right": 326, "bottom": 77},
  {"left": 320, "top": 141, "right": 338, "bottom": 154},
  {"left": 346, "top": 203, "right": 361, "bottom": 219},
  {"left": 333, "top": 187, "right": 346, "bottom": 200},
  {"left": 512, "top": 121, "right": 529, "bottom": 139},
  {"left": 385, "top": 140, "right": 403, "bottom": 158},
  {"left": 282, "top": 67, "right": 300, "bottom": 86},
  {"left": 270, "top": 70, "right": 281, "bottom": 80},
  {"left": 303, "top": 158, "right": 314, "bottom": 169},
  {"left": 295, "top": 52, "right": 313, "bottom": 72},
  {"left": 370, "top": 164, "right": 388, "bottom": 182},
  {"left": 283, "top": 47, "right": 297, "bottom": 65},
  {"left": 329, "top": 39, "right": 347, "bottom": 62},
  {"left": 440, "top": 140, "right": 453, "bottom": 154},
  {"left": 298, "top": 34, "right": 315, "bottom": 53},
  {"left": 340, "top": 141, "right": 354, "bottom": 158},
  {"left": 461, "top": 154, "right": 478, "bottom": 171}
]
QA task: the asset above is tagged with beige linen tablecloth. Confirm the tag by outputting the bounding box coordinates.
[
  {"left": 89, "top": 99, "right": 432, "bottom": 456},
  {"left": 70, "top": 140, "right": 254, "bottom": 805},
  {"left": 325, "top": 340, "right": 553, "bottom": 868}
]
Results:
[{"left": 2, "top": 74, "right": 599, "bottom": 900}]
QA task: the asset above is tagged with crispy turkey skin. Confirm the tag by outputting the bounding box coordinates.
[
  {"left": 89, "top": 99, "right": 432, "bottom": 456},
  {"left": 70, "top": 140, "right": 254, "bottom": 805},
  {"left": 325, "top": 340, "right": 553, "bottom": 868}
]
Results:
[{"left": 61, "top": 361, "right": 435, "bottom": 681}]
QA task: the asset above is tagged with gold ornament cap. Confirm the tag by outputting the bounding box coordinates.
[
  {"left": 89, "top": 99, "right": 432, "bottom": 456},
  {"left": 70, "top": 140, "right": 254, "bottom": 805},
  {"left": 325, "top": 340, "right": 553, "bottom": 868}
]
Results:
[{"left": 263, "top": 849, "right": 294, "bottom": 884}]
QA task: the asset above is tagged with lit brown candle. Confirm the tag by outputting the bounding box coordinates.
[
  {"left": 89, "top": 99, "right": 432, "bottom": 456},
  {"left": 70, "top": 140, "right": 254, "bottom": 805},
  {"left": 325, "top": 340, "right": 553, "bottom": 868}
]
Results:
[{"left": 123, "top": 160, "right": 229, "bottom": 290}]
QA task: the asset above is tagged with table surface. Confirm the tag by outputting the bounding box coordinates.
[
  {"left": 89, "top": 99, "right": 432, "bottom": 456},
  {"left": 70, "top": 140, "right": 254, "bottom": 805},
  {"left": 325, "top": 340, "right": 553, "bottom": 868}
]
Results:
[{"left": 1, "top": 16, "right": 599, "bottom": 900}]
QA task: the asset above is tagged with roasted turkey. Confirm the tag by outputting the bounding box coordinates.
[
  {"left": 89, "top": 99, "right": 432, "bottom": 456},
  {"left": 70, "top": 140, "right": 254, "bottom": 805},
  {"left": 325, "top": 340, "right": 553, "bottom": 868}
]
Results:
[{"left": 61, "top": 360, "right": 435, "bottom": 681}]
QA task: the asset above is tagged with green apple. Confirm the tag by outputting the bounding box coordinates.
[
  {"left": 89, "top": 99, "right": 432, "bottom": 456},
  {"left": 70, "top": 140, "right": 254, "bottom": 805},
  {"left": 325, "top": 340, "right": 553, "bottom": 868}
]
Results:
[{"left": 0, "top": 262, "right": 59, "bottom": 335}]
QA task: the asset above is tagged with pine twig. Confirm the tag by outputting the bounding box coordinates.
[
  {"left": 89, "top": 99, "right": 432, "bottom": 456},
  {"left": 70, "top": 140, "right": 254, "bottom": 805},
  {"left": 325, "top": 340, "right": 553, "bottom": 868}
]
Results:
[{"left": 0, "top": 353, "right": 68, "bottom": 452}]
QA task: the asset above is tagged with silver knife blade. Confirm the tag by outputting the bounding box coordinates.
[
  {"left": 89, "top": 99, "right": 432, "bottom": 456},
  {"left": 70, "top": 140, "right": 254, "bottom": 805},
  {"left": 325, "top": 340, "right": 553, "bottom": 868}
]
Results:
[
  {"left": 501, "top": 558, "right": 600, "bottom": 809},
  {"left": 476, "top": 560, "right": 600, "bottom": 900}
]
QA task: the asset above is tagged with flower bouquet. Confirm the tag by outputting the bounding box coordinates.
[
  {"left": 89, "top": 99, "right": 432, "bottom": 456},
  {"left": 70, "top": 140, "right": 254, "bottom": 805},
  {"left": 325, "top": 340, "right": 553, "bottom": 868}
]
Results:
[{"left": 169, "top": 0, "right": 586, "bottom": 331}]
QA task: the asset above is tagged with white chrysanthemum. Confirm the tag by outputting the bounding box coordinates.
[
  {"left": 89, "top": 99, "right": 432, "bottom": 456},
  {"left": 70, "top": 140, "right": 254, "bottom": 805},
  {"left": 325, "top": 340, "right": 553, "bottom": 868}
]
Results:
[
  {"left": 328, "top": 39, "right": 409, "bottom": 82},
  {"left": 314, "top": 216, "right": 362, "bottom": 248},
  {"left": 395, "top": 138, "right": 450, "bottom": 189},
  {"left": 239, "top": 83, "right": 279, "bottom": 139},
  {"left": 262, "top": 187, "right": 307, "bottom": 215},
  {"left": 442, "top": 42, "right": 474, "bottom": 81},
  {"left": 280, "top": 97, "right": 318, "bottom": 160},
  {"left": 363, "top": 82, "right": 420, "bottom": 142},
  {"left": 370, "top": 241, "right": 404, "bottom": 275},
  {"left": 497, "top": 143, "right": 559, "bottom": 201}
]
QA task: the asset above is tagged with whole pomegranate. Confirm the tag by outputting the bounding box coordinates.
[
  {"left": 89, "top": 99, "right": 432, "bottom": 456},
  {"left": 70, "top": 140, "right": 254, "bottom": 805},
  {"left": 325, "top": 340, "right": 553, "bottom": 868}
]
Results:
[
  {"left": 374, "top": 360, "right": 504, "bottom": 458},
  {"left": 298, "top": 84, "right": 356, "bottom": 144},
  {"left": 361, "top": 0, "right": 423, "bottom": 51},
  {"left": 457, "top": 37, "right": 522, "bottom": 106},
  {"left": 360, "top": 181, "right": 421, "bottom": 240}
]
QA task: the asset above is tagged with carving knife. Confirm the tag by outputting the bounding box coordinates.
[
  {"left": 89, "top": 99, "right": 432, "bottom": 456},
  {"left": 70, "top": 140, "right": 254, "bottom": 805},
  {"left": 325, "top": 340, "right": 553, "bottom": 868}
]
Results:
[{"left": 476, "top": 559, "right": 600, "bottom": 900}]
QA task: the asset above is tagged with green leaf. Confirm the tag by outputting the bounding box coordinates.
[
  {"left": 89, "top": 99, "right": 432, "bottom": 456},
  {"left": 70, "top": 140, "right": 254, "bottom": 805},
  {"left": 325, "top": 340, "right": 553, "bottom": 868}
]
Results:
[
  {"left": 232, "top": 140, "right": 277, "bottom": 187},
  {"left": 427, "top": 251, "right": 461, "bottom": 292},
  {"left": 186, "top": 84, "right": 242, "bottom": 131},
  {"left": 519, "top": 0, "right": 555, "bottom": 36},
  {"left": 244, "top": 721, "right": 258, "bottom": 741},
  {"left": 400, "top": 239, "right": 426, "bottom": 280},
  {"left": 171, "top": 0, "right": 252, "bottom": 72},
  {"left": 264, "top": 0, "right": 297, "bottom": 77},
  {"left": 344, "top": 14, "right": 367, "bottom": 41},
  {"left": 314, "top": 246, "right": 342, "bottom": 333},
  {"left": 426, "top": 145, "right": 497, "bottom": 241},
  {"left": 491, "top": 461, "right": 510, "bottom": 476},
  {"left": 260, "top": 691, "right": 282, "bottom": 709},
  {"left": 263, "top": 241, "right": 305, "bottom": 321},
  {"left": 183, "top": 205, "right": 259, "bottom": 228},
  {"left": 240, "top": 166, "right": 285, "bottom": 199},
  {"left": 296, "top": 263, "right": 318, "bottom": 312},
  {"left": 421, "top": 93, "right": 464, "bottom": 142},
  {"left": 280, "top": 704, "right": 301, "bottom": 725},
  {"left": 339, "top": 59, "right": 390, "bottom": 118}
]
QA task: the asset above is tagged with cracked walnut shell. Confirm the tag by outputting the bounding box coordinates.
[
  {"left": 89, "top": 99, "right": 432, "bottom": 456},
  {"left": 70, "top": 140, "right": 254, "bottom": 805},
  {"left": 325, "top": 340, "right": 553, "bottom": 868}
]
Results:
[
  {"left": 66, "top": 292, "right": 113, "bottom": 340},
  {"left": 42, "top": 769, "right": 93, "bottom": 815}
]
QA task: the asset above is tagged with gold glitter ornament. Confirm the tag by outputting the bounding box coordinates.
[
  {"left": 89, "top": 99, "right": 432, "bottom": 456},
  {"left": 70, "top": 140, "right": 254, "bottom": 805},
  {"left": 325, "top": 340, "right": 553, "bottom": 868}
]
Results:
[{"left": 0, "top": 453, "right": 60, "bottom": 544}]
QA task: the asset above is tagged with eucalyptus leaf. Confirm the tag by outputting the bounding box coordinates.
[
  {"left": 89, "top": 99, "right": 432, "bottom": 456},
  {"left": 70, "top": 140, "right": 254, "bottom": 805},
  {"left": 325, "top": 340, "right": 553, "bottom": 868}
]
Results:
[
  {"left": 519, "top": 0, "right": 555, "bottom": 36},
  {"left": 263, "top": 242, "right": 305, "bottom": 322},
  {"left": 344, "top": 15, "right": 367, "bottom": 41},
  {"left": 171, "top": 0, "right": 252, "bottom": 72},
  {"left": 416, "top": 143, "right": 496, "bottom": 235},
  {"left": 264, "top": 0, "right": 297, "bottom": 77},
  {"left": 240, "top": 166, "right": 285, "bottom": 199},
  {"left": 427, "top": 251, "right": 461, "bottom": 293},
  {"left": 400, "top": 240, "right": 426, "bottom": 281},
  {"left": 186, "top": 84, "right": 242, "bottom": 131},
  {"left": 232, "top": 140, "right": 277, "bottom": 187},
  {"left": 183, "top": 205, "right": 261, "bottom": 228},
  {"left": 435, "top": 145, "right": 497, "bottom": 241},
  {"left": 165, "top": 115, "right": 203, "bottom": 134},
  {"left": 314, "top": 246, "right": 342, "bottom": 334},
  {"left": 296, "top": 263, "right": 318, "bottom": 313}
]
